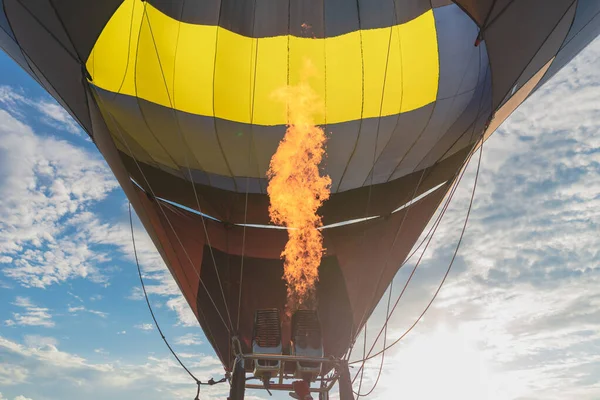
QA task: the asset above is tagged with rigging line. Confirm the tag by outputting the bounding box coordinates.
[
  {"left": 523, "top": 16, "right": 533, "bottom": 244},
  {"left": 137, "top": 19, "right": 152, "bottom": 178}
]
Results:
[
  {"left": 351, "top": 55, "right": 490, "bottom": 368},
  {"left": 356, "top": 321, "right": 368, "bottom": 397},
  {"left": 237, "top": 0, "right": 258, "bottom": 333},
  {"left": 142, "top": 7, "right": 234, "bottom": 333},
  {"left": 350, "top": 138, "right": 483, "bottom": 386},
  {"left": 129, "top": 202, "right": 228, "bottom": 389},
  {"left": 350, "top": 146, "right": 475, "bottom": 385},
  {"left": 354, "top": 281, "right": 393, "bottom": 398},
  {"left": 348, "top": 166, "right": 428, "bottom": 355},
  {"left": 93, "top": 89, "right": 231, "bottom": 335},
  {"left": 346, "top": 5, "right": 413, "bottom": 352}
]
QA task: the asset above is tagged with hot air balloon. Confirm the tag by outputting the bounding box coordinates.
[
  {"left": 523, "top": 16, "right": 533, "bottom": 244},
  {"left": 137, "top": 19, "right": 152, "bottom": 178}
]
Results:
[{"left": 1, "top": 0, "right": 599, "bottom": 398}]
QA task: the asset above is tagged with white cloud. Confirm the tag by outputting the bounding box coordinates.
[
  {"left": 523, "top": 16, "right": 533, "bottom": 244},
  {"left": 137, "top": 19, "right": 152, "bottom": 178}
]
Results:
[
  {"left": 166, "top": 296, "right": 198, "bottom": 327},
  {"left": 5, "top": 297, "right": 54, "bottom": 328},
  {"left": 116, "top": 331, "right": 127, "bottom": 335},
  {"left": 0, "top": 85, "right": 80, "bottom": 135},
  {"left": 94, "top": 348, "right": 109, "bottom": 356},
  {"left": 0, "top": 335, "right": 229, "bottom": 400},
  {"left": 174, "top": 333, "right": 203, "bottom": 346},
  {"left": 35, "top": 100, "right": 80, "bottom": 135},
  {"left": 23, "top": 335, "right": 58, "bottom": 348},
  {"left": 0, "top": 100, "right": 118, "bottom": 288},
  {"left": 67, "top": 305, "right": 108, "bottom": 318},
  {"left": 13, "top": 396, "right": 33, "bottom": 400},
  {"left": 134, "top": 323, "right": 153, "bottom": 331},
  {"left": 0, "top": 363, "right": 28, "bottom": 385}
]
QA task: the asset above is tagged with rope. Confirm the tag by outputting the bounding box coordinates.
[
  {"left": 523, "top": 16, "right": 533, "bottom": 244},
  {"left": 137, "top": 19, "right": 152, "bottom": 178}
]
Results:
[
  {"left": 142, "top": 4, "right": 234, "bottom": 333},
  {"left": 350, "top": 140, "right": 484, "bottom": 396},
  {"left": 128, "top": 203, "right": 227, "bottom": 398}
]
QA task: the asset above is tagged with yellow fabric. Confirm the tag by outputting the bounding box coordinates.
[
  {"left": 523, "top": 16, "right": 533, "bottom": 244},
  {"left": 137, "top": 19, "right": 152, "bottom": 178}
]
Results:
[{"left": 88, "top": 0, "right": 439, "bottom": 126}]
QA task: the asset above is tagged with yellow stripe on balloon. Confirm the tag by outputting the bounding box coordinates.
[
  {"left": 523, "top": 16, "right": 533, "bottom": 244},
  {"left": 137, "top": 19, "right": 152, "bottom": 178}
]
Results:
[{"left": 88, "top": 0, "right": 439, "bottom": 126}]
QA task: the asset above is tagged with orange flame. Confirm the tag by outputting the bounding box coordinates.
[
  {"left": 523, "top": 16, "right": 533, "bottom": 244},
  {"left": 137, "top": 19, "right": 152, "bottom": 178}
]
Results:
[{"left": 267, "top": 61, "right": 331, "bottom": 313}]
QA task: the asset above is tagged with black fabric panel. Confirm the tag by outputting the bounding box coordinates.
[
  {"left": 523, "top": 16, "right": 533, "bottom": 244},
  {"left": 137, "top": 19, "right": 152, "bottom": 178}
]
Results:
[
  {"left": 148, "top": 0, "right": 219, "bottom": 26},
  {"left": 324, "top": 0, "right": 359, "bottom": 38},
  {"left": 254, "top": 0, "right": 289, "bottom": 38},
  {"left": 220, "top": 0, "right": 256, "bottom": 37},
  {"left": 431, "top": 0, "right": 453, "bottom": 6},
  {"left": 483, "top": 0, "right": 575, "bottom": 110},
  {"left": 392, "top": 0, "right": 431, "bottom": 24},
  {"left": 498, "top": 3, "right": 576, "bottom": 109},
  {"left": 0, "top": 0, "right": 15, "bottom": 39},
  {"left": 34, "top": 0, "right": 122, "bottom": 62},
  {"left": 14, "top": 0, "right": 77, "bottom": 59},
  {"left": 536, "top": 0, "right": 600, "bottom": 90},
  {"left": 452, "top": 0, "right": 494, "bottom": 26},
  {"left": 0, "top": 24, "right": 37, "bottom": 77},
  {"left": 4, "top": 0, "right": 92, "bottom": 132},
  {"left": 290, "top": 0, "right": 325, "bottom": 37},
  {"left": 148, "top": 0, "right": 430, "bottom": 38}
]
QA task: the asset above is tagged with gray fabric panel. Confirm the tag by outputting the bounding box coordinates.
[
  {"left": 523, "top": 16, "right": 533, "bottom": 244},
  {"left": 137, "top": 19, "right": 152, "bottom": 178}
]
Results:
[
  {"left": 484, "top": 0, "right": 574, "bottom": 110},
  {"left": 98, "top": 91, "right": 177, "bottom": 166},
  {"left": 418, "top": 65, "right": 492, "bottom": 170},
  {"left": 326, "top": 120, "right": 361, "bottom": 192},
  {"left": 435, "top": 4, "right": 482, "bottom": 99},
  {"left": 177, "top": 112, "right": 235, "bottom": 185},
  {"left": 369, "top": 104, "right": 434, "bottom": 184},
  {"left": 214, "top": 118, "right": 263, "bottom": 182},
  {"left": 390, "top": 90, "right": 475, "bottom": 180},
  {"left": 498, "top": 3, "right": 576, "bottom": 108},
  {"left": 536, "top": 0, "right": 600, "bottom": 90},
  {"left": 149, "top": 0, "right": 430, "bottom": 37},
  {"left": 338, "top": 118, "right": 387, "bottom": 192},
  {"left": 95, "top": 87, "right": 486, "bottom": 195},
  {"left": 445, "top": 97, "right": 491, "bottom": 157},
  {"left": 5, "top": 0, "right": 91, "bottom": 131}
]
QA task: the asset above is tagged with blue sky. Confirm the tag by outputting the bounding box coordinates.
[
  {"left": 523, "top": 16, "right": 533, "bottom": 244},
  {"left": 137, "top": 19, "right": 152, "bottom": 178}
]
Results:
[{"left": 1, "top": 36, "right": 600, "bottom": 400}]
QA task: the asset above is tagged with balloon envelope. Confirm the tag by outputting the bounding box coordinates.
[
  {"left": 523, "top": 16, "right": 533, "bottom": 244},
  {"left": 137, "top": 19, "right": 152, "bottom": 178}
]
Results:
[{"left": 1, "top": 0, "right": 598, "bottom": 370}]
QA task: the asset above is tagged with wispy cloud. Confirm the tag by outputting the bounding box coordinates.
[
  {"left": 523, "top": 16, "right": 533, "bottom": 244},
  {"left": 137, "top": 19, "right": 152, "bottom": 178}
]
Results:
[
  {"left": 0, "top": 85, "right": 80, "bottom": 135},
  {"left": 67, "top": 305, "right": 108, "bottom": 318},
  {"left": 174, "top": 333, "right": 203, "bottom": 346},
  {"left": 0, "top": 335, "right": 228, "bottom": 400},
  {"left": 0, "top": 363, "right": 28, "bottom": 386},
  {"left": 34, "top": 100, "right": 80, "bottom": 135},
  {"left": 134, "top": 323, "right": 153, "bottom": 331},
  {"left": 5, "top": 297, "right": 54, "bottom": 328}
]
